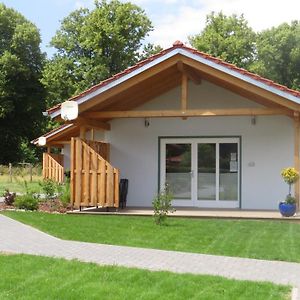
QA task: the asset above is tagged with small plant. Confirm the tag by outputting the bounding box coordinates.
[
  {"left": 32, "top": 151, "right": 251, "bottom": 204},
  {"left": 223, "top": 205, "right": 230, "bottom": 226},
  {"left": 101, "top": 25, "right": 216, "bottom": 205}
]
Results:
[
  {"left": 59, "top": 182, "right": 70, "bottom": 207},
  {"left": 152, "top": 184, "right": 175, "bottom": 225},
  {"left": 14, "top": 194, "right": 39, "bottom": 211},
  {"left": 281, "top": 167, "right": 299, "bottom": 196},
  {"left": 285, "top": 194, "right": 296, "bottom": 204},
  {"left": 3, "top": 189, "right": 16, "bottom": 206},
  {"left": 39, "top": 179, "right": 57, "bottom": 200}
]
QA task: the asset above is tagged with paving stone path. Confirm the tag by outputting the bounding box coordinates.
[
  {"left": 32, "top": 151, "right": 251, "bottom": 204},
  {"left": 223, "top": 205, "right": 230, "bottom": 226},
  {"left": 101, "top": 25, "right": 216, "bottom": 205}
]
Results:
[{"left": 0, "top": 214, "right": 300, "bottom": 299}]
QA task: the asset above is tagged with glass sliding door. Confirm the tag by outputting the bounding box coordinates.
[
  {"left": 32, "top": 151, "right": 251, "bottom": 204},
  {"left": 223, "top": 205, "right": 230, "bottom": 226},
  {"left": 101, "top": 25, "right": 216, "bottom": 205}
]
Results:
[
  {"left": 197, "top": 143, "right": 216, "bottom": 200},
  {"left": 160, "top": 140, "right": 194, "bottom": 205},
  {"left": 160, "top": 137, "right": 240, "bottom": 208},
  {"left": 219, "top": 143, "right": 238, "bottom": 201},
  {"left": 165, "top": 143, "right": 192, "bottom": 200}
]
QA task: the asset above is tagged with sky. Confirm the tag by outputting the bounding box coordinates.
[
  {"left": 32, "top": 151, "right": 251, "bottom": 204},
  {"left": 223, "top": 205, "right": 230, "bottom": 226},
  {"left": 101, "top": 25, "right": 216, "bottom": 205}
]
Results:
[{"left": 2, "top": 0, "right": 300, "bottom": 57}]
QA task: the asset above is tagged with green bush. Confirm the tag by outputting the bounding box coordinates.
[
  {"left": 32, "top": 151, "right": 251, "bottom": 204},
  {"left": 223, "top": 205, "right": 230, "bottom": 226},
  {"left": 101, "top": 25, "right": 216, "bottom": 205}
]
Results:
[
  {"left": 39, "top": 179, "right": 57, "bottom": 199},
  {"left": 152, "top": 185, "right": 175, "bottom": 225},
  {"left": 14, "top": 194, "right": 39, "bottom": 211}
]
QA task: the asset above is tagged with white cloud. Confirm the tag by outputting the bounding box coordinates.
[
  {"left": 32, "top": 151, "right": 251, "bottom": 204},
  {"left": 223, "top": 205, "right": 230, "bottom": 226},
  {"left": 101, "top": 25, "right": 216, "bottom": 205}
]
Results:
[
  {"left": 148, "top": 5, "right": 206, "bottom": 48},
  {"left": 136, "top": 0, "right": 300, "bottom": 48},
  {"left": 201, "top": 0, "right": 300, "bottom": 31}
]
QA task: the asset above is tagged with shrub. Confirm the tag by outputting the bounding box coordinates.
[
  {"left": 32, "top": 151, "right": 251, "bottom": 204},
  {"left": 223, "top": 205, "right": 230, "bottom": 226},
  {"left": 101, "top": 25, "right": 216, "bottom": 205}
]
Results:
[
  {"left": 39, "top": 179, "right": 57, "bottom": 199},
  {"left": 59, "top": 181, "right": 70, "bottom": 207},
  {"left": 152, "top": 185, "right": 175, "bottom": 225},
  {"left": 3, "top": 190, "right": 16, "bottom": 205},
  {"left": 14, "top": 194, "right": 39, "bottom": 211}
]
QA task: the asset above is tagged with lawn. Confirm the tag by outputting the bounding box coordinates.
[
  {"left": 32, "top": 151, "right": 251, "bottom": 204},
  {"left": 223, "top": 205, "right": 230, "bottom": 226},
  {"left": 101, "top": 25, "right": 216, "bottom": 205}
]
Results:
[
  {"left": 0, "top": 254, "right": 290, "bottom": 300},
  {"left": 3, "top": 211, "right": 300, "bottom": 263},
  {"left": 0, "top": 175, "right": 42, "bottom": 194}
]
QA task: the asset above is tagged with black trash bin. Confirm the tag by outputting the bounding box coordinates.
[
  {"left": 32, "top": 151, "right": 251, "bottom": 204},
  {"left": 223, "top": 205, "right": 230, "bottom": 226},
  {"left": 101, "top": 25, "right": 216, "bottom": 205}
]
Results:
[{"left": 119, "top": 179, "right": 128, "bottom": 209}]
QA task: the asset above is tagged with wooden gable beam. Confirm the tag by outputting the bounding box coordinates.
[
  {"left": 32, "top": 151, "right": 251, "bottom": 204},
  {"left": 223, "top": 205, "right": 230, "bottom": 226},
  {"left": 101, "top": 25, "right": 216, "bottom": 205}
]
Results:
[
  {"left": 68, "top": 117, "right": 110, "bottom": 131},
  {"left": 84, "top": 108, "right": 291, "bottom": 119},
  {"left": 181, "top": 73, "right": 188, "bottom": 120},
  {"left": 177, "top": 61, "right": 202, "bottom": 85}
]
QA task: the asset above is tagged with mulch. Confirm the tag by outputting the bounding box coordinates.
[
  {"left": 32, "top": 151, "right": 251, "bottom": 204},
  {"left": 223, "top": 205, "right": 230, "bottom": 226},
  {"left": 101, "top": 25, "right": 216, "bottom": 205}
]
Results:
[{"left": 0, "top": 198, "right": 72, "bottom": 213}]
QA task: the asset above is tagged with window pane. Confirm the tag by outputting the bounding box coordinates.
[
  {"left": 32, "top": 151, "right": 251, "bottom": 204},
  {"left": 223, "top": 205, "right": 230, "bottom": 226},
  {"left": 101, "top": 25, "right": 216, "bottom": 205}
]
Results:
[
  {"left": 219, "top": 143, "right": 238, "bottom": 201},
  {"left": 166, "top": 144, "right": 191, "bottom": 199},
  {"left": 198, "top": 143, "right": 216, "bottom": 200}
]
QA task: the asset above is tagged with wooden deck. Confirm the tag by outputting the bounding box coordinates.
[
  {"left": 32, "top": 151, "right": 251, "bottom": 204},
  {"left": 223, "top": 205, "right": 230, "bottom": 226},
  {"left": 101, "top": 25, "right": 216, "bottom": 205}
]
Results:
[{"left": 68, "top": 207, "right": 300, "bottom": 221}]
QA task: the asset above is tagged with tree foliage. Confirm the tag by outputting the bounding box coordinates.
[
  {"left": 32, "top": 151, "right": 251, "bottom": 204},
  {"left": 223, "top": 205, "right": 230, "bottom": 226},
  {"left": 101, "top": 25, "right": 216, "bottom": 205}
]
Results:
[
  {"left": 190, "top": 12, "right": 300, "bottom": 91},
  {"left": 0, "top": 4, "right": 45, "bottom": 163},
  {"left": 250, "top": 21, "right": 300, "bottom": 91},
  {"left": 42, "top": 0, "right": 153, "bottom": 108},
  {"left": 189, "top": 12, "right": 256, "bottom": 69},
  {"left": 189, "top": 12, "right": 300, "bottom": 90}
]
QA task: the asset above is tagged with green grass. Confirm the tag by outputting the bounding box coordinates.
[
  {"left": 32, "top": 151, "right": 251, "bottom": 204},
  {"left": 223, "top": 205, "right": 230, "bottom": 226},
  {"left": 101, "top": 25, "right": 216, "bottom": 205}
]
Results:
[
  {"left": 0, "top": 254, "right": 290, "bottom": 300},
  {"left": 3, "top": 211, "right": 300, "bottom": 263},
  {"left": 0, "top": 175, "right": 42, "bottom": 194}
]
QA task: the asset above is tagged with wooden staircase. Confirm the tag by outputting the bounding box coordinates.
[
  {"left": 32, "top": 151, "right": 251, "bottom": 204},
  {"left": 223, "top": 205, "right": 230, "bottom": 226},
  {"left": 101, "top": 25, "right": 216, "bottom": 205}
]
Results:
[
  {"left": 70, "top": 138, "right": 119, "bottom": 209},
  {"left": 42, "top": 153, "right": 64, "bottom": 183}
]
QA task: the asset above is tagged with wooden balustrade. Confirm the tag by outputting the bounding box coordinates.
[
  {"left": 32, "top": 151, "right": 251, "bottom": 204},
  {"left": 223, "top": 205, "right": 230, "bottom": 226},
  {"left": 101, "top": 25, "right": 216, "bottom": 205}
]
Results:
[
  {"left": 70, "top": 138, "right": 119, "bottom": 208},
  {"left": 42, "top": 153, "right": 64, "bottom": 183},
  {"left": 86, "top": 140, "right": 110, "bottom": 161}
]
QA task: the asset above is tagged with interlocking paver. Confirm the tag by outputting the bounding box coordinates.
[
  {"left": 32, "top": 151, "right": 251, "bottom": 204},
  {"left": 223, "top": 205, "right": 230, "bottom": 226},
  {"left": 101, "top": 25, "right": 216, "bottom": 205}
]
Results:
[{"left": 0, "top": 214, "right": 300, "bottom": 299}]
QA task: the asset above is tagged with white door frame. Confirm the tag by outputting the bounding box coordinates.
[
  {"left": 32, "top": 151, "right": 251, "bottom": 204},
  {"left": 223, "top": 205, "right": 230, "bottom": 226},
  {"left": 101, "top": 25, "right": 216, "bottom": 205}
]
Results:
[{"left": 160, "top": 137, "right": 240, "bottom": 208}]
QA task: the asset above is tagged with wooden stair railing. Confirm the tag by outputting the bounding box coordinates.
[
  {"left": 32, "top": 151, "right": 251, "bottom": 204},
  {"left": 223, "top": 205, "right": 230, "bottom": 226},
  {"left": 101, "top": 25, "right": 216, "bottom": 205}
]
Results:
[
  {"left": 70, "top": 137, "right": 119, "bottom": 208},
  {"left": 86, "top": 140, "right": 110, "bottom": 161},
  {"left": 42, "top": 153, "right": 64, "bottom": 183}
]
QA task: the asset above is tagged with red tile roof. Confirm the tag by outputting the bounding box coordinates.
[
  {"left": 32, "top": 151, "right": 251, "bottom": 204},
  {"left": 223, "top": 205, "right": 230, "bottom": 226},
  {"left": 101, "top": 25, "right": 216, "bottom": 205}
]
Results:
[{"left": 47, "top": 41, "right": 300, "bottom": 115}]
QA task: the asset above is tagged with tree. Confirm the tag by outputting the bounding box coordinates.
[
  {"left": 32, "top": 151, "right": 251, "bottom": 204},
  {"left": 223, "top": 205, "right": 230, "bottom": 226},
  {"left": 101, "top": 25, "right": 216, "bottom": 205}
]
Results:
[
  {"left": 189, "top": 12, "right": 256, "bottom": 69},
  {"left": 250, "top": 21, "right": 300, "bottom": 90},
  {"left": 0, "top": 4, "right": 45, "bottom": 164},
  {"left": 42, "top": 0, "right": 153, "bottom": 108},
  {"left": 139, "top": 43, "right": 163, "bottom": 61}
]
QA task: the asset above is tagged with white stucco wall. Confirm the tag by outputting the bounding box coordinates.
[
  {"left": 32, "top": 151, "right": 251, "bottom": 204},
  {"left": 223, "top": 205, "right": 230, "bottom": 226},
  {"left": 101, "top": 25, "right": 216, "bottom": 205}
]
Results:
[
  {"left": 106, "top": 115, "right": 293, "bottom": 210},
  {"left": 63, "top": 144, "right": 71, "bottom": 171},
  {"left": 63, "top": 80, "right": 294, "bottom": 210},
  {"left": 105, "top": 80, "right": 293, "bottom": 210}
]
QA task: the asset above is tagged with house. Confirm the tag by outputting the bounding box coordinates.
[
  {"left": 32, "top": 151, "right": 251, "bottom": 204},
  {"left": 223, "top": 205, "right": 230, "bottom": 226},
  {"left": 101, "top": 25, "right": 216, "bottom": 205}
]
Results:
[{"left": 33, "top": 41, "right": 300, "bottom": 210}]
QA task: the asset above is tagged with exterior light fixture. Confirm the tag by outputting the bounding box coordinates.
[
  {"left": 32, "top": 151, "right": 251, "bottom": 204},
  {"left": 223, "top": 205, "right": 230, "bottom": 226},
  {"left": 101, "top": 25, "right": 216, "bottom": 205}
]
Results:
[
  {"left": 61, "top": 101, "right": 78, "bottom": 121},
  {"left": 144, "top": 118, "right": 150, "bottom": 128},
  {"left": 251, "top": 116, "right": 256, "bottom": 125},
  {"left": 38, "top": 136, "right": 47, "bottom": 146}
]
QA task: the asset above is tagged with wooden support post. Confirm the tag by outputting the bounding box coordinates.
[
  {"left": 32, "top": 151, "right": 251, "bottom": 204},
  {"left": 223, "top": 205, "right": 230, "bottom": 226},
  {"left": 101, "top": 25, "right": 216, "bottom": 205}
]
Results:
[
  {"left": 91, "top": 128, "right": 95, "bottom": 141},
  {"left": 294, "top": 112, "right": 300, "bottom": 211},
  {"left": 181, "top": 73, "right": 188, "bottom": 120},
  {"left": 80, "top": 126, "right": 86, "bottom": 140},
  {"left": 70, "top": 138, "right": 75, "bottom": 208},
  {"left": 47, "top": 147, "right": 51, "bottom": 153}
]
